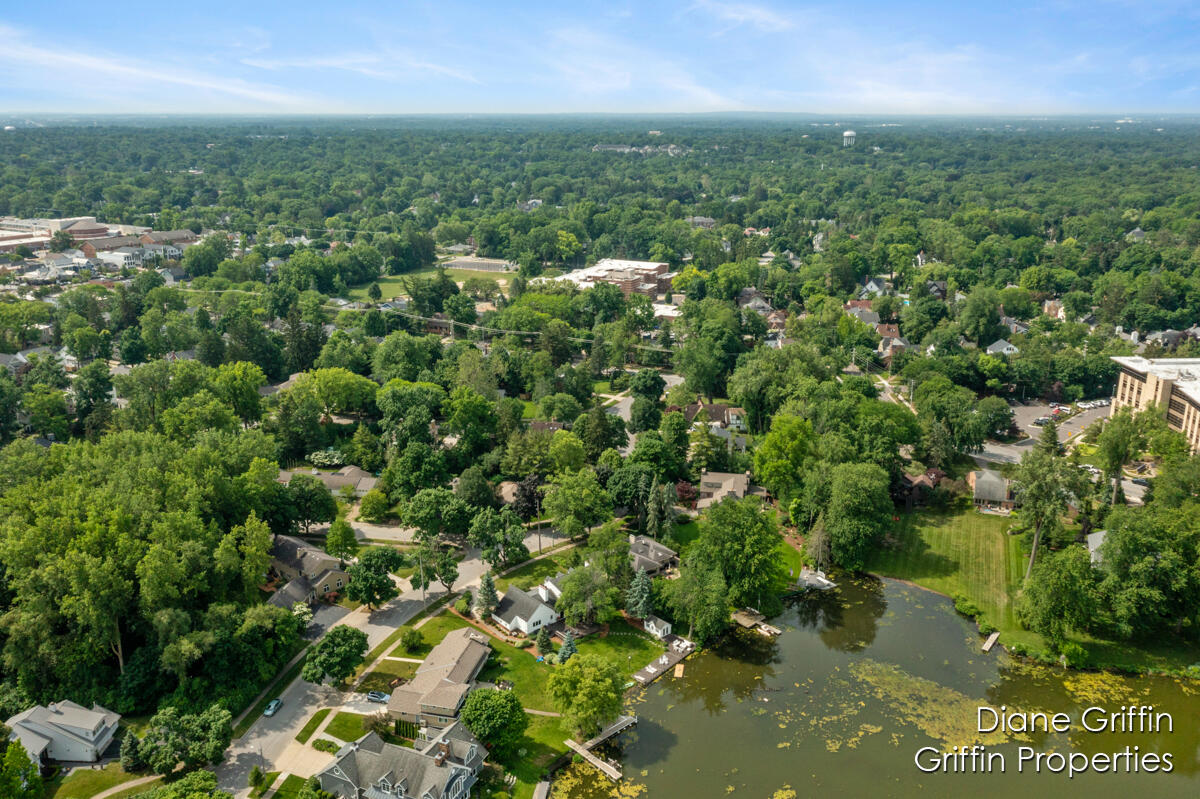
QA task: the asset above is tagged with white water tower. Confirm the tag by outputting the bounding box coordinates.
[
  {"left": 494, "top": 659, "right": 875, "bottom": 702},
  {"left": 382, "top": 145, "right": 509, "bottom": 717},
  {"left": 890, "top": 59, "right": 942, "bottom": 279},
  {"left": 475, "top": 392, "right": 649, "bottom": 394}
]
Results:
[{"left": 843, "top": 130, "right": 856, "bottom": 147}]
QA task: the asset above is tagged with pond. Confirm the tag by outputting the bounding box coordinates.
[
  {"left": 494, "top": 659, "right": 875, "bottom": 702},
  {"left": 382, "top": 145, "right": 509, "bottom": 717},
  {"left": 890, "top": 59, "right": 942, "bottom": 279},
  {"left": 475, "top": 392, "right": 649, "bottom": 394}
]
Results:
[{"left": 553, "top": 576, "right": 1200, "bottom": 798}]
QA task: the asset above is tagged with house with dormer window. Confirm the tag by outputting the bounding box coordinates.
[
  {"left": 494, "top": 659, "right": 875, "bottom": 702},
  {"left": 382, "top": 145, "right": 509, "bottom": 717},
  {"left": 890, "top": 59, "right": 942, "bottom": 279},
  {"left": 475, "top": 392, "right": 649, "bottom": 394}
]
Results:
[{"left": 317, "top": 724, "right": 485, "bottom": 799}]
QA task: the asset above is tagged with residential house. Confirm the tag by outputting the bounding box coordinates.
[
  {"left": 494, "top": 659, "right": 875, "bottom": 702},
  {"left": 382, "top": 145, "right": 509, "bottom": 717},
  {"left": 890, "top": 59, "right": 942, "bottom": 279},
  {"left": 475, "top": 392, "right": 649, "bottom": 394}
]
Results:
[
  {"left": 629, "top": 535, "right": 677, "bottom": 576},
  {"left": 696, "top": 470, "right": 751, "bottom": 510},
  {"left": 675, "top": 402, "right": 746, "bottom": 432},
  {"left": 1000, "top": 315, "right": 1030, "bottom": 336},
  {"left": 737, "top": 287, "right": 772, "bottom": 315},
  {"left": 387, "top": 629, "right": 491, "bottom": 730},
  {"left": 6, "top": 701, "right": 120, "bottom": 764},
  {"left": 968, "top": 470, "right": 1013, "bottom": 510},
  {"left": 896, "top": 468, "right": 945, "bottom": 510},
  {"left": 684, "top": 215, "right": 716, "bottom": 229},
  {"left": 267, "top": 575, "right": 316, "bottom": 609},
  {"left": 857, "top": 278, "right": 889, "bottom": 299},
  {"left": 877, "top": 335, "right": 911, "bottom": 364},
  {"left": 277, "top": 465, "right": 378, "bottom": 498},
  {"left": 765, "top": 309, "right": 787, "bottom": 332},
  {"left": 875, "top": 323, "right": 901, "bottom": 339},
  {"left": 985, "top": 339, "right": 1019, "bottom": 356},
  {"left": 317, "top": 725, "right": 485, "bottom": 799},
  {"left": 492, "top": 586, "right": 560, "bottom": 636},
  {"left": 270, "top": 535, "right": 350, "bottom": 600},
  {"left": 925, "top": 280, "right": 948, "bottom": 300},
  {"left": 1126, "top": 227, "right": 1146, "bottom": 243},
  {"left": 1042, "top": 299, "right": 1066, "bottom": 321},
  {"left": 845, "top": 306, "right": 880, "bottom": 326}
]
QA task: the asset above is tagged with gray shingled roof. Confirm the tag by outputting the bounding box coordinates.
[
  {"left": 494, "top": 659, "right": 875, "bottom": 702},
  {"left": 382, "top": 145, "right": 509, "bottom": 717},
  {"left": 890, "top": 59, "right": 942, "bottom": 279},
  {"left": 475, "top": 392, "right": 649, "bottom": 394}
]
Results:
[{"left": 493, "top": 586, "right": 553, "bottom": 627}]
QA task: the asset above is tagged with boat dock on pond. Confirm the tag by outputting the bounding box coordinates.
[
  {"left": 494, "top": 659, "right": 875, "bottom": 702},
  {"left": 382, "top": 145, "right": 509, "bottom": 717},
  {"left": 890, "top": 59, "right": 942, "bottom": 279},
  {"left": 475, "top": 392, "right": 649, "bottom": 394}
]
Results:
[
  {"left": 732, "top": 608, "right": 782, "bottom": 637},
  {"left": 563, "top": 715, "right": 638, "bottom": 781},
  {"left": 795, "top": 567, "right": 837, "bottom": 590},
  {"left": 632, "top": 635, "right": 694, "bottom": 686}
]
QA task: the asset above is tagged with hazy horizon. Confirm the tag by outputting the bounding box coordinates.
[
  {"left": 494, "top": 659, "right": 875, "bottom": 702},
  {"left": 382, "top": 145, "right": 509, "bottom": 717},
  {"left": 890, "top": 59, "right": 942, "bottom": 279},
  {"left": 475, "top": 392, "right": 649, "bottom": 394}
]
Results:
[{"left": 3, "top": 1, "right": 1199, "bottom": 116}]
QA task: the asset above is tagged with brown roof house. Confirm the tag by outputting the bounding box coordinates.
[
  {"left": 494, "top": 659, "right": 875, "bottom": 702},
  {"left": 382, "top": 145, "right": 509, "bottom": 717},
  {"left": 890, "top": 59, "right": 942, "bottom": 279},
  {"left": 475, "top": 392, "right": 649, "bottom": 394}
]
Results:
[
  {"left": 277, "top": 465, "right": 378, "bottom": 498},
  {"left": 696, "top": 470, "right": 755, "bottom": 510},
  {"left": 270, "top": 535, "right": 350, "bottom": 601},
  {"left": 317, "top": 723, "right": 485, "bottom": 799},
  {"left": 387, "top": 629, "right": 491, "bottom": 731}
]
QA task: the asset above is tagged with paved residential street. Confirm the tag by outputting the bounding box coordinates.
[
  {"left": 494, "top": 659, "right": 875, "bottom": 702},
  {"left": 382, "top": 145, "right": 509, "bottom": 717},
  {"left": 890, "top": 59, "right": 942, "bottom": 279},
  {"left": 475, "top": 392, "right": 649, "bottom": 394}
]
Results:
[{"left": 215, "top": 525, "right": 566, "bottom": 796}]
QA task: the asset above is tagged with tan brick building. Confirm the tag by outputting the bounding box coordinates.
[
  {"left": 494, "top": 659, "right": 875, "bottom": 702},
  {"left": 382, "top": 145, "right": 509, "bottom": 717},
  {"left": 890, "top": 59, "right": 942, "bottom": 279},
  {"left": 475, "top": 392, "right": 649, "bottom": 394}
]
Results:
[{"left": 1110, "top": 356, "right": 1200, "bottom": 453}]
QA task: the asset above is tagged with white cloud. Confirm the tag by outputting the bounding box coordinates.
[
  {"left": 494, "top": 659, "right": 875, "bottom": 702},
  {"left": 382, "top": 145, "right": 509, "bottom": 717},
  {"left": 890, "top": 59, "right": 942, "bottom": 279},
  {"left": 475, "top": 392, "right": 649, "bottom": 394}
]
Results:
[
  {"left": 0, "top": 24, "right": 312, "bottom": 110},
  {"left": 688, "top": 0, "right": 795, "bottom": 32},
  {"left": 242, "top": 52, "right": 480, "bottom": 85}
]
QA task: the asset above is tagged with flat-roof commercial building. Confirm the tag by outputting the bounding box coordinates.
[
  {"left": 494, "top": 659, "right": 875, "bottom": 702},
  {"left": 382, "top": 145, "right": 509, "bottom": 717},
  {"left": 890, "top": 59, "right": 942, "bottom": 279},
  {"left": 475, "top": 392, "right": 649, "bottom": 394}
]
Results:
[{"left": 1111, "top": 356, "right": 1200, "bottom": 453}]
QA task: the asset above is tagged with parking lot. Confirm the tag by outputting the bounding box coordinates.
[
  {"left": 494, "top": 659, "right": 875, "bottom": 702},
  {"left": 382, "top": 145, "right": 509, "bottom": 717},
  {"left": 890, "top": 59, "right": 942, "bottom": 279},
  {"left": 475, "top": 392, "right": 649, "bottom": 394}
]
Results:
[{"left": 1011, "top": 399, "right": 1109, "bottom": 441}]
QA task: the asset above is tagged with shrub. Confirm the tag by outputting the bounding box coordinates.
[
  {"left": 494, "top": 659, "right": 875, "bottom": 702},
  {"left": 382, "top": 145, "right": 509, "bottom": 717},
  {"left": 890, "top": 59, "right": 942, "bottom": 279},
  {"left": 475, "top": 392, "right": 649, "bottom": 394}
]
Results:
[
  {"left": 952, "top": 594, "right": 982, "bottom": 618},
  {"left": 401, "top": 629, "right": 423, "bottom": 653},
  {"left": 977, "top": 620, "right": 996, "bottom": 635},
  {"left": 455, "top": 595, "right": 472, "bottom": 615},
  {"left": 312, "top": 739, "right": 340, "bottom": 753},
  {"left": 516, "top": 639, "right": 532, "bottom": 649},
  {"left": 359, "top": 488, "right": 391, "bottom": 522},
  {"left": 1060, "top": 642, "right": 1089, "bottom": 668},
  {"left": 309, "top": 448, "right": 346, "bottom": 467}
]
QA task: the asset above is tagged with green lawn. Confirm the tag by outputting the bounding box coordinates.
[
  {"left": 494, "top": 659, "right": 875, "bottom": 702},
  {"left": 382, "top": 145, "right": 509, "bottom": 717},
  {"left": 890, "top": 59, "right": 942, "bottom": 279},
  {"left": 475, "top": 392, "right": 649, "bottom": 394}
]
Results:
[
  {"left": 592, "top": 380, "right": 612, "bottom": 395},
  {"left": 576, "top": 619, "right": 663, "bottom": 681},
  {"left": 356, "top": 660, "right": 419, "bottom": 694},
  {"left": 270, "top": 775, "right": 312, "bottom": 799},
  {"left": 45, "top": 763, "right": 139, "bottom": 799},
  {"left": 325, "top": 711, "right": 369, "bottom": 742},
  {"left": 387, "top": 612, "right": 469, "bottom": 657},
  {"left": 865, "top": 502, "right": 1200, "bottom": 672},
  {"left": 494, "top": 553, "right": 571, "bottom": 594},
  {"left": 295, "top": 708, "right": 331, "bottom": 744},
  {"left": 482, "top": 715, "right": 572, "bottom": 799},
  {"left": 670, "top": 519, "right": 700, "bottom": 550},
  {"left": 866, "top": 504, "right": 1021, "bottom": 634},
  {"left": 355, "top": 595, "right": 453, "bottom": 676},
  {"left": 100, "top": 779, "right": 162, "bottom": 799}
]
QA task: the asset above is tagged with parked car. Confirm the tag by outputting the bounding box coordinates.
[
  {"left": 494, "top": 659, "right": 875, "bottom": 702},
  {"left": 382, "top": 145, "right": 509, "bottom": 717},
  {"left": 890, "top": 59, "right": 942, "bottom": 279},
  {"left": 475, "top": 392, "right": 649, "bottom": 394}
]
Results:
[
  {"left": 1131, "top": 477, "right": 1151, "bottom": 487},
  {"left": 367, "top": 691, "right": 390, "bottom": 704},
  {"left": 1032, "top": 417, "right": 1050, "bottom": 426},
  {"left": 264, "top": 698, "right": 283, "bottom": 717}
]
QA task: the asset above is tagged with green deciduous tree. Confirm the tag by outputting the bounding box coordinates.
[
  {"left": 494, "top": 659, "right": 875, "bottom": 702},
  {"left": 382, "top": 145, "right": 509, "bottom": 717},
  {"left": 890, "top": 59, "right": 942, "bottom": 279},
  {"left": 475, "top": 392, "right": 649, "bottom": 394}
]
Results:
[
  {"left": 459, "top": 688, "right": 528, "bottom": 756},
  {"left": 302, "top": 626, "right": 368, "bottom": 685},
  {"left": 547, "top": 653, "right": 623, "bottom": 737},
  {"left": 325, "top": 518, "right": 359, "bottom": 562},
  {"left": 825, "top": 463, "right": 892, "bottom": 571}
]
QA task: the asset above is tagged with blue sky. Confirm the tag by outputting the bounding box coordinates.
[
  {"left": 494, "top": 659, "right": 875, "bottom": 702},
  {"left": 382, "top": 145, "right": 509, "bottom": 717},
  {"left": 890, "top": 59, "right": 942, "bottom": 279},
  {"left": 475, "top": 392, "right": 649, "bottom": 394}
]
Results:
[{"left": 2, "top": 1, "right": 1199, "bottom": 113}]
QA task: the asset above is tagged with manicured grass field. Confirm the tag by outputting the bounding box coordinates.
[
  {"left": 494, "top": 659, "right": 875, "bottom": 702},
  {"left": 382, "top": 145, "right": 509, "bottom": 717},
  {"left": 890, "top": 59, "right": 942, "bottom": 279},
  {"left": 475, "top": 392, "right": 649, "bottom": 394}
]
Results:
[
  {"left": 45, "top": 763, "right": 139, "bottom": 799},
  {"left": 670, "top": 519, "right": 700, "bottom": 550},
  {"left": 576, "top": 619, "right": 663, "bottom": 680},
  {"left": 865, "top": 502, "right": 1200, "bottom": 671},
  {"left": 325, "top": 711, "right": 369, "bottom": 742},
  {"left": 356, "top": 659, "right": 419, "bottom": 694},
  {"left": 387, "top": 611, "right": 470, "bottom": 657},
  {"left": 866, "top": 504, "right": 1020, "bottom": 632},
  {"left": 294, "top": 708, "right": 331, "bottom": 744}
]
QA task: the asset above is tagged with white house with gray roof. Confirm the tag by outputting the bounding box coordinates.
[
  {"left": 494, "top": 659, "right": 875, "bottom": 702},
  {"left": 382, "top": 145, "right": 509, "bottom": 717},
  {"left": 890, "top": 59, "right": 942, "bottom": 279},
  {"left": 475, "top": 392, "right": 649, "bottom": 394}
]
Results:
[
  {"left": 6, "top": 700, "right": 120, "bottom": 763},
  {"left": 492, "top": 585, "right": 559, "bottom": 637}
]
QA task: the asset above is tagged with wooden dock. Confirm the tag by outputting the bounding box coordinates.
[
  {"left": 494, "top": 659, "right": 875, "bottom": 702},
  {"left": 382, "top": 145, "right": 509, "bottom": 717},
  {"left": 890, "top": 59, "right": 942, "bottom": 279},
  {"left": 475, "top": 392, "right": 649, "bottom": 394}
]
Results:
[
  {"left": 732, "top": 608, "right": 782, "bottom": 637},
  {"left": 563, "top": 716, "right": 638, "bottom": 782},
  {"left": 565, "top": 739, "right": 622, "bottom": 781},
  {"left": 982, "top": 631, "right": 1000, "bottom": 652},
  {"left": 632, "top": 636, "right": 694, "bottom": 686}
]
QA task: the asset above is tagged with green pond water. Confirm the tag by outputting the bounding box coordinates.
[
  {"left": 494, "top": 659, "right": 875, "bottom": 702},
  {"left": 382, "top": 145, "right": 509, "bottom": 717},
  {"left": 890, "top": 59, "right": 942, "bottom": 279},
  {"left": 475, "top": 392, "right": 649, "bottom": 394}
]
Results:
[{"left": 554, "top": 576, "right": 1200, "bottom": 798}]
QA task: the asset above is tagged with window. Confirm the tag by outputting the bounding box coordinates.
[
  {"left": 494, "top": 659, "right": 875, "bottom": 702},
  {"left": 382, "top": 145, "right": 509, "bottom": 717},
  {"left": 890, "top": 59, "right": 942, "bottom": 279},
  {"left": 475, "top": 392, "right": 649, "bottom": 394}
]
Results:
[{"left": 337, "top": 579, "right": 343, "bottom": 588}]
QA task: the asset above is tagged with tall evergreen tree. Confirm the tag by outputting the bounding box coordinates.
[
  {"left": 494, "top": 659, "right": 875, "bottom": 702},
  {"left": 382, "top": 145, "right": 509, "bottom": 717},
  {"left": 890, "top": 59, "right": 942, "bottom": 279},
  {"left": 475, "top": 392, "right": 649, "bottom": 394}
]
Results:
[
  {"left": 535, "top": 626, "right": 553, "bottom": 655},
  {"left": 626, "top": 567, "right": 653, "bottom": 619},
  {"left": 558, "top": 630, "right": 578, "bottom": 662},
  {"left": 475, "top": 571, "right": 499, "bottom": 618}
]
